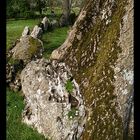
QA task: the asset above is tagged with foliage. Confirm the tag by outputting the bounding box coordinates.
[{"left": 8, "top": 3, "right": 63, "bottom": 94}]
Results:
[
  {"left": 7, "top": 0, "right": 81, "bottom": 19},
  {"left": 67, "top": 108, "right": 78, "bottom": 119},
  {"left": 7, "top": 0, "right": 30, "bottom": 18},
  {"left": 65, "top": 79, "right": 73, "bottom": 93}
]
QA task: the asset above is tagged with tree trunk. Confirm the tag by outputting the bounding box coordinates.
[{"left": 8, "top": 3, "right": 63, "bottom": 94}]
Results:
[
  {"left": 60, "top": 0, "right": 72, "bottom": 26},
  {"left": 50, "top": 0, "right": 54, "bottom": 12},
  {"left": 51, "top": 0, "right": 134, "bottom": 139}
]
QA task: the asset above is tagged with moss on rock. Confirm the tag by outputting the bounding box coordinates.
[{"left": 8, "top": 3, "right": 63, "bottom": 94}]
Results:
[{"left": 51, "top": 0, "right": 133, "bottom": 139}]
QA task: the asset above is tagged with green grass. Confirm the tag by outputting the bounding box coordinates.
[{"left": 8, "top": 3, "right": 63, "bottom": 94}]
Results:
[
  {"left": 42, "top": 27, "right": 69, "bottom": 58},
  {"left": 7, "top": 17, "right": 69, "bottom": 139},
  {"left": 7, "top": 88, "right": 46, "bottom": 140}
]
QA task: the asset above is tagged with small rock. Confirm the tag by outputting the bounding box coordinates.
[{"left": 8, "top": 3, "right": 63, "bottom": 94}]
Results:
[
  {"left": 41, "top": 17, "right": 50, "bottom": 31},
  {"left": 31, "top": 25, "right": 43, "bottom": 39},
  {"left": 22, "top": 26, "right": 30, "bottom": 37},
  {"left": 51, "top": 20, "right": 59, "bottom": 29}
]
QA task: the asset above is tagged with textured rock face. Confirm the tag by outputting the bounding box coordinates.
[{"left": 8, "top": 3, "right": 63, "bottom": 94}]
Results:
[
  {"left": 51, "top": 0, "right": 134, "bottom": 139},
  {"left": 6, "top": 35, "right": 43, "bottom": 91},
  {"left": 21, "top": 58, "right": 86, "bottom": 140},
  {"left": 6, "top": 60, "right": 24, "bottom": 91},
  {"left": 51, "top": 20, "right": 59, "bottom": 29},
  {"left": 41, "top": 17, "right": 50, "bottom": 31},
  {"left": 31, "top": 25, "right": 43, "bottom": 39},
  {"left": 22, "top": 26, "right": 30, "bottom": 37},
  {"left": 113, "top": 0, "right": 134, "bottom": 138},
  {"left": 11, "top": 36, "right": 43, "bottom": 64}
]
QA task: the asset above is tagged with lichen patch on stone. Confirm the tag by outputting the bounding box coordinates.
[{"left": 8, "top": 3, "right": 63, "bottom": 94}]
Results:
[{"left": 21, "top": 58, "right": 86, "bottom": 140}]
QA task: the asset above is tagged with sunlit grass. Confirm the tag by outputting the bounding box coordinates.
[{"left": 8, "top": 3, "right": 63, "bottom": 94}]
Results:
[
  {"left": 42, "top": 26, "right": 69, "bottom": 58},
  {"left": 7, "top": 88, "right": 46, "bottom": 140}
]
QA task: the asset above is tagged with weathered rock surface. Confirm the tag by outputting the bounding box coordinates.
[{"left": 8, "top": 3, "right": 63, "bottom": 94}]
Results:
[
  {"left": 21, "top": 58, "right": 86, "bottom": 140},
  {"left": 6, "top": 60, "right": 23, "bottom": 91},
  {"left": 51, "top": 0, "right": 134, "bottom": 139},
  {"left": 22, "top": 26, "right": 30, "bottom": 37},
  {"left": 59, "top": 14, "right": 67, "bottom": 27},
  {"left": 31, "top": 25, "right": 43, "bottom": 39},
  {"left": 51, "top": 20, "right": 59, "bottom": 29},
  {"left": 11, "top": 35, "right": 43, "bottom": 64},
  {"left": 41, "top": 17, "right": 50, "bottom": 31},
  {"left": 6, "top": 35, "right": 43, "bottom": 91}
]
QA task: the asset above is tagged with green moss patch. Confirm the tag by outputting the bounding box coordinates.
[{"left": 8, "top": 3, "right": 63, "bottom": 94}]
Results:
[
  {"left": 65, "top": 80, "right": 74, "bottom": 93},
  {"left": 67, "top": 108, "right": 78, "bottom": 119}
]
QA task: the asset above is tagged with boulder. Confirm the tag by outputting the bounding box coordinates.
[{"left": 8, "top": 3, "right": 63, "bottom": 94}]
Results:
[
  {"left": 41, "top": 17, "right": 50, "bottom": 31},
  {"left": 59, "top": 14, "right": 67, "bottom": 27},
  {"left": 11, "top": 35, "right": 43, "bottom": 64},
  {"left": 51, "top": 20, "right": 59, "bottom": 29},
  {"left": 51, "top": 0, "right": 134, "bottom": 139},
  {"left": 31, "top": 25, "right": 43, "bottom": 39},
  {"left": 38, "top": 22, "right": 44, "bottom": 32},
  {"left": 22, "top": 26, "right": 30, "bottom": 37},
  {"left": 6, "top": 59, "right": 24, "bottom": 91},
  {"left": 21, "top": 58, "right": 86, "bottom": 140},
  {"left": 6, "top": 35, "right": 43, "bottom": 91}
]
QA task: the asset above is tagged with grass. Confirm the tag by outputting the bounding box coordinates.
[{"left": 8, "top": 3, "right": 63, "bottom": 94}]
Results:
[
  {"left": 67, "top": 108, "right": 78, "bottom": 119},
  {"left": 7, "top": 16, "right": 69, "bottom": 139},
  {"left": 7, "top": 88, "right": 46, "bottom": 140},
  {"left": 42, "top": 27, "right": 69, "bottom": 58},
  {"left": 6, "top": 6, "right": 79, "bottom": 50}
]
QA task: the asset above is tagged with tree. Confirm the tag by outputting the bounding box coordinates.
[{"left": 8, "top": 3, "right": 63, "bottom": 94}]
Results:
[
  {"left": 59, "top": 0, "right": 72, "bottom": 26},
  {"left": 27, "top": 0, "right": 47, "bottom": 15},
  {"left": 51, "top": 0, "right": 134, "bottom": 139},
  {"left": 7, "top": 0, "right": 30, "bottom": 18},
  {"left": 36, "top": 0, "right": 47, "bottom": 15}
]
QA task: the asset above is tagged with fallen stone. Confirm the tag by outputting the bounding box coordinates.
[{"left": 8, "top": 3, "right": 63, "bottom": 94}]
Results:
[
  {"left": 51, "top": 20, "right": 59, "bottom": 29},
  {"left": 11, "top": 35, "right": 43, "bottom": 64},
  {"left": 6, "top": 35, "right": 43, "bottom": 91},
  {"left": 22, "top": 26, "right": 30, "bottom": 37},
  {"left": 41, "top": 17, "right": 50, "bottom": 31},
  {"left": 31, "top": 25, "right": 43, "bottom": 39},
  {"left": 21, "top": 58, "right": 86, "bottom": 140}
]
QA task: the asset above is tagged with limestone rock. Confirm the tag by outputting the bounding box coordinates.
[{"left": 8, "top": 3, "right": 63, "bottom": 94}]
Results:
[
  {"left": 6, "top": 59, "right": 24, "bottom": 91},
  {"left": 21, "top": 58, "right": 86, "bottom": 140},
  {"left": 51, "top": 20, "right": 59, "bottom": 29},
  {"left": 41, "top": 17, "right": 50, "bottom": 31},
  {"left": 59, "top": 14, "right": 67, "bottom": 27},
  {"left": 31, "top": 25, "right": 43, "bottom": 39},
  {"left": 6, "top": 35, "right": 43, "bottom": 91},
  {"left": 51, "top": 0, "right": 134, "bottom": 139},
  {"left": 11, "top": 35, "right": 43, "bottom": 64},
  {"left": 22, "top": 26, "right": 30, "bottom": 37}
]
